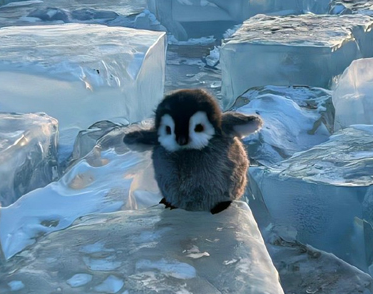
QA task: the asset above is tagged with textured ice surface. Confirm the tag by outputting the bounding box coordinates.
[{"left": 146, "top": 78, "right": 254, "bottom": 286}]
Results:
[
  {"left": 0, "top": 202, "right": 284, "bottom": 294},
  {"left": 0, "top": 126, "right": 161, "bottom": 259},
  {"left": 0, "top": 113, "right": 58, "bottom": 207},
  {"left": 233, "top": 86, "right": 333, "bottom": 166},
  {"left": 330, "top": 0, "right": 373, "bottom": 15},
  {"left": 249, "top": 125, "right": 373, "bottom": 272},
  {"left": 220, "top": 14, "right": 373, "bottom": 107},
  {"left": 147, "top": 0, "right": 331, "bottom": 40},
  {"left": 0, "top": 24, "right": 166, "bottom": 131},
  {"left": 333, "top": 58, "right": 373, "bottom": 131},
  {"left": 265, "top": 229, "right": 373, "bottom": 294},
  {"left": 0, "top": 0, "right": 149, "bottom": 28}
]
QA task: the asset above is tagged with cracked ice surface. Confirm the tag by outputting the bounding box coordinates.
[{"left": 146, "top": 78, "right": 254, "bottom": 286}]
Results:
[
  {"left": 0, "top": 24, "right": 166, "bottom": 132},
  {"left": 333, "top": 58, "right": 373, "bottom": 131},
  {"left": 249, "top": 125, "right": 373, "bottom": 272},
  {"left": 0, "top": 127, "right": 161, "bottom": 259},
  {"left": 0, "top": 202, "right": 284, "bottom": 294},
  {"left": 220, "top": 14, "right": 373, "bottom": 108},
  {"left": 233, "top": 85, "right": 333, "bottom": 166},
  {"left": 0, "top": 113, "right": 58, "bottom": 207}
]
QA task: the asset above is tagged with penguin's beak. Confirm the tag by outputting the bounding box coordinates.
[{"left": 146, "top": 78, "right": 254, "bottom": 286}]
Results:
[{"left": 176, "top": 136, "right": 188, "bottom": 146}]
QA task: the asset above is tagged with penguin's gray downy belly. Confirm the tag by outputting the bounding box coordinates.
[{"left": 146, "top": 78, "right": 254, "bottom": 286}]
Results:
[{"left": 152, "top": 136, "right": 249, "bottom": 211}]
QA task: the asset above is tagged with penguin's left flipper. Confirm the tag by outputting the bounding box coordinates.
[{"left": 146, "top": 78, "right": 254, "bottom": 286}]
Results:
[
  {"left": 222, "top": 112, "right": 263, "bottom": 138},
  {"left": 160, "top": 198, "right": 178, "bottom": 210},
  {"left": 210, "top": 201, "right": 232, "bottom": 214},
  {"left": 123, "top": 128, "right": 159, "bottom": 145}
]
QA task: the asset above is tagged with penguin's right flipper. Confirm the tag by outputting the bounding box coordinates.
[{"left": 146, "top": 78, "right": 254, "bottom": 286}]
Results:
[
  {"left": 123, "top": 128, "right": 159, "bottom": 145},
  {"left": 210, "top": 201, "right": 232, "bottom": 214}
]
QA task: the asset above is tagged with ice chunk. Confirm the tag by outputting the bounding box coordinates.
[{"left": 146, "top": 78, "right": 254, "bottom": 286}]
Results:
[
  {"left": 265, "top": 229, "right": 373, "bottom": 293},
  {"left": 0, "top": 113, "right": 58, "bottom": 207},
  {"left": 0, "top": 24, "right": 166, "bottom": 131},
  {"left": 0, "top": 0, "right": 147, "bottom": 27},
  {"left": 147, "top": 0, "right": 331, "bottom": 40},
  {"left": 329, "top": 0, "right": 373, "bottom": 16},
  {"left": 249, "top": 125, "right": 373, "bottom": 272},
  {"left": 233, "top": 85, "right": 333, "bottom": 166},
  {"left": 0, "top": 202, "right": 284, "bottom": 294},
  {"left": 220, "top": 14, "right": 373, "bottom": 108},
  {"left": 0, "top": 126, "right": 161, "bottom": 259},
  {"left": 332, "top": 58, "right": 373, "bottom": 131}
]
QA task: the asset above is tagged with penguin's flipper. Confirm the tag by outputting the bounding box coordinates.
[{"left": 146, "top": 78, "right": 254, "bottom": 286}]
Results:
[
  {"left": 222, "top": 112, "right": 263, "bottom": 138},
  {"left": 210, "top": 201, "right": 232, "bottom": 214},
  {"left": 123, "top": 128, "right": 159, "bottom": 145},
  {"left": 159, "top": 198, "right": 178, "bottom": 210}
]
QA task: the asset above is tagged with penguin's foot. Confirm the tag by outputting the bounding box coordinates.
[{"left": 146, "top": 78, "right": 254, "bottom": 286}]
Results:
[
  {"left": 160, "top": 198, "right": 178, "bottom": 210},
  {"left": 210, "top": 201, "right": 232, "bottom": 214}
]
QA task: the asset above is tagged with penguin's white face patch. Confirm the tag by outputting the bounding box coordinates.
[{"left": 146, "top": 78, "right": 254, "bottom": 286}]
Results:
[
  {"left": 158, "top": 114, "right": 179, "bottom": 152},
  {"left": 188, "top": 111, "right": 215, "bottom": 149},
  {"left": 158, "top": 112, "right": 215, "bottom": 151}
]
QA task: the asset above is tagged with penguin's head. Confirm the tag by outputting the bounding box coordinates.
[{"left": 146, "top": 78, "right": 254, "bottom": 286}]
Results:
[{"left": 155, "top": 89, "right": 222, "bottom": 152}]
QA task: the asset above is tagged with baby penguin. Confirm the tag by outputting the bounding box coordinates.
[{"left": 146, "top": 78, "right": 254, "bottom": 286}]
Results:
[{"left": 124, "top": 89, "right": 262, "bottom": 214}]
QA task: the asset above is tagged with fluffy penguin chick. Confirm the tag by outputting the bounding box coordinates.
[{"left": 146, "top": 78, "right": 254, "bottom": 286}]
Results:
[{"left": 123, "top": 89, "right": 263, "bottom": 213}]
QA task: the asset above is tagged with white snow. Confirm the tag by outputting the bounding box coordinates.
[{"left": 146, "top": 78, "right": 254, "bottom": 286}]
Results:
[
  {"left": 0, "top": 112, "right": 58, "bottom": 207},
  {"left": 136, "top": 259, "right": 197, "bottom": 279},
  {"left": 94, "top": 275, "right": 124, "bottom": 293},
  {"left": 7, "top": 281, "right": 25, "bottom": 291},
  {"left": 220, "top": 14, "right": 373, "bottom": 108},
  {"left": 236, "top": 86, "right": 333, "bottom": 166},
  {"left": 66, "top": 274, "right": 93, "bottom": 287},
  {"left": 0, "top": 24, "right": 166, "bottom": 131}
]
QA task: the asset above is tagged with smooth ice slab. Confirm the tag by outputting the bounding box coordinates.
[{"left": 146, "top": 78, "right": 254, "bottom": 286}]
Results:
[
  {"left": 233, "top": 85, "right": 333, "bottom": 166},
  {"left": 333, "top": 58, "right": 373, "bottom": 131},
  {"left": 0, "top": 202, "right": 284, "bottom": 294},
  {"left": 249, "top": 125, "right": 373, "bottom": 272},
  {"left": 147, "top": 0, "right": 331, "bottom": 40},
  {"left": 0, "top": 112, "right": 58, "bottom": 207},
  {"left": 0, "top": 126, "right": 161, "bottom": 259},
  {"left": 0, "top": 24, "right": 166, "bottom": 131},
  {"left": 220, "top": 14, "right": 373, "bottom": 108}
]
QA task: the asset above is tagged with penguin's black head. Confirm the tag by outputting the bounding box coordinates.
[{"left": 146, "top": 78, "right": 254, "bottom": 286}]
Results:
[{"left": 155, "top": 89, "right": 222, "bottom": 152}]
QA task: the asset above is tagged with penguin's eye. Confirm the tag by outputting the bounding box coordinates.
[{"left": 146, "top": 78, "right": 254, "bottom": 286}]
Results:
[
  {"left": 194, "top": 124, "right": 204, "bottom": 133},
  {"left": 165, "top": 126, "right": 171, "bottom": 135}
]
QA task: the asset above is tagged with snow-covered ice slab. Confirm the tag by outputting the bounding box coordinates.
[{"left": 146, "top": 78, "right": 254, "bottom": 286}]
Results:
[
  {"left": 249, "top": 125, "right": 373, "bottom": 272},
  {"left": 147, "top": 0, "right": 331, "bottom": 40},
  {"left": 0, "top": 24, "right": 166, "bottom": 131},
  {"left": 0, "top": 126, "right": 161, "bottom": 259},
  {"left": 333, "top": 58, "right": 373, "bottom": 131},
  {"left": 0, "top": 113, "right": 58, "bottom": 207},
  {"left": 220, "top": 14, "right": 373, "bottom": 108},
  {"left": 233, "top": 85, "right": 333, "bottom": 166},
  {"left": 0, "top": 202, "right": 284, "bottom": 294}
]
